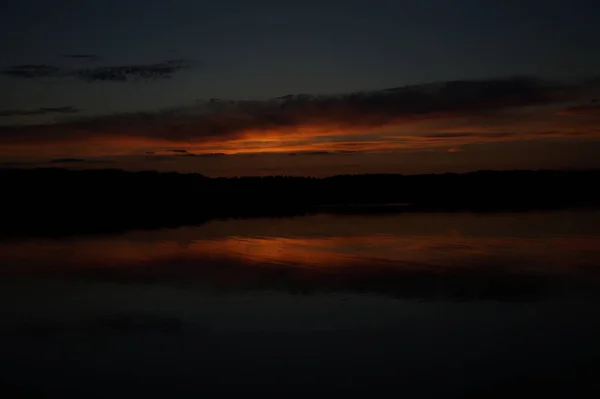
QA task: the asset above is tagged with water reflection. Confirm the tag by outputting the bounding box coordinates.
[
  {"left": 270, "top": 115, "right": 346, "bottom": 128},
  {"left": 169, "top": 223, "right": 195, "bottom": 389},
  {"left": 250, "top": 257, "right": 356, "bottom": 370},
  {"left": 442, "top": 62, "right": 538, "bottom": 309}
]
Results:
[
  {"left": 2, "top": 211, "right": 600, "bottom": 397},
  {"left": 1, "top": 211, "right": 600, "bottom": 302}
]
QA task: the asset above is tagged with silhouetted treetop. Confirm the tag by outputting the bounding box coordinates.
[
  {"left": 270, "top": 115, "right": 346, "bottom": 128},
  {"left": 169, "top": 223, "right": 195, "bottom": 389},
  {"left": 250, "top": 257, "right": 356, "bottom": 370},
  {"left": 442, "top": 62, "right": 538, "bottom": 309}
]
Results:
[{"left": 1, "top": 167, "right": 599, "bottom": 238}]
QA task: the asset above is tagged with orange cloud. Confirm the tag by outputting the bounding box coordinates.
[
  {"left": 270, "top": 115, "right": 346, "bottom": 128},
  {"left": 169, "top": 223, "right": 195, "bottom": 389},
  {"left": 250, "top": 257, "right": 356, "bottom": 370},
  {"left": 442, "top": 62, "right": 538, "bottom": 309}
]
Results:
[
  {"left": 1, "top": 76, "right": 599, "bottom": 160},
  {"left": 556, "top": 104, "right": 600, "bottom": 115}
]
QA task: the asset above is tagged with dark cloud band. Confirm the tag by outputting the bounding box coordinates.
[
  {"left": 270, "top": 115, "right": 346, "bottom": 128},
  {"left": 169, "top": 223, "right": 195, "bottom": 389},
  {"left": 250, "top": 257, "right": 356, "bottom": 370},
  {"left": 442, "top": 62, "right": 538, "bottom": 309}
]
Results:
[
  {"left": 60, "top": 54, "right": 102, "bottom": 61},
  {"left": 0, "top": 106, "right": 80, "bottom": 117},
  {"left": 1, "top": 59, "right": 191, "bottom": 82},
  {"left": 0, "top": 76, "right": 596, "bottom": 152}
]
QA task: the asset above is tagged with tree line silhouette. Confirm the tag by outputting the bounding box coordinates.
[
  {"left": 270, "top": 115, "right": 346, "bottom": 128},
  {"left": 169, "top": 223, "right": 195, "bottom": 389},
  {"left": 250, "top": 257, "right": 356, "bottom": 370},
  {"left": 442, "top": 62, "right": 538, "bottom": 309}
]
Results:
[{"left": 2, "top": 167, "right": 599, "bottom": 238}]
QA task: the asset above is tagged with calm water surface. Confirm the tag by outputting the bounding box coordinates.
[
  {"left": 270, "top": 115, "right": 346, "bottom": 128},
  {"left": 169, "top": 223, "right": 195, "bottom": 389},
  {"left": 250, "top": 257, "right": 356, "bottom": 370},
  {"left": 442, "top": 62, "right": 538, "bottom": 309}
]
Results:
[{"left": 1, "top": 210, "right": 600, "bottom": 397}]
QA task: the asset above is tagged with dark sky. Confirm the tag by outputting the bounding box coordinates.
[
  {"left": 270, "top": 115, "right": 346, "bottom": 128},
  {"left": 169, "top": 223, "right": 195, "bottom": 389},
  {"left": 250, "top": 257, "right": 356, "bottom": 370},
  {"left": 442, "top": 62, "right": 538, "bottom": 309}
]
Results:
[{"left": 1, "top": 0, "right": 600, "bottom": 176}]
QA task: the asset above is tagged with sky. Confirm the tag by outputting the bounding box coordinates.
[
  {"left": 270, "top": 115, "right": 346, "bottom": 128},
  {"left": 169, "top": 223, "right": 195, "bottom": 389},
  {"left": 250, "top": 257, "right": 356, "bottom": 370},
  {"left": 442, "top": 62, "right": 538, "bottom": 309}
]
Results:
[{"left": 1, "top": 0, "right": 600, "bottom": 176}]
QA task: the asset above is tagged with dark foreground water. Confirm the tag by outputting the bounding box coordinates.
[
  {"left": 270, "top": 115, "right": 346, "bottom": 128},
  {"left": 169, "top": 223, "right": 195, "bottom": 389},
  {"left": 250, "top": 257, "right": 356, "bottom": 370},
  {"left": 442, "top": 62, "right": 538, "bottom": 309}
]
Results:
[{"left": 1, "top": 210, "right": 600, "bottom": 398}]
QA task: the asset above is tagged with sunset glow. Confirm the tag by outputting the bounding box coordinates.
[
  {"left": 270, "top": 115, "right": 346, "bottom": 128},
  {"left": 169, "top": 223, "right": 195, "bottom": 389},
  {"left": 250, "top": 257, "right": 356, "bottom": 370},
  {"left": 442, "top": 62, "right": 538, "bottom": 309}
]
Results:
[{"left": 1, "top": 76, "right": 599, "bottom": 174}]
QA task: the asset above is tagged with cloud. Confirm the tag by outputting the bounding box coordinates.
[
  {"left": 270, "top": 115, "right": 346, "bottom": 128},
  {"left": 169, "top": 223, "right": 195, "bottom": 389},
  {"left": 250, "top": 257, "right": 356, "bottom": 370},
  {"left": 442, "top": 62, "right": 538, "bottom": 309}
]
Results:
[
  {"left": 48, "top": 158, "right": 113, "bottom": 164},
  {"left": 140, "top": 152, "right": 228, "bottom": 161},
  {"left": 179, "top": 152, "right": 227, "bottom": 157},
  {"left": 60, "top": 54, "right": 101, "bottom": 61},
  {"left": 49, "top": 158, "right": 86, "bottom": 163},
  {"left": 2, "top": 64, "right": 62, "bottom": 79},
  {"left": 144, "top": 155, "right": 169, "bottom": 161},
  {"left": 1, "top": 76, "right": 599, "bottom": 157},
  {"left": 0, "top": 106, "right": 80, "bottom": 117},
  {"left": 557, "top": 105, "right": 600, "bottom": 116},
  {"left": 421, "top": 132, "right": 517, "bottom": 139},
  {"left": 148, "top": 149, "right": 227, "bottom": 157},
  {"left": 139, "top": 150, "right": 229, "bottom": 158},
  {"left": 1, "top": 59, "right": 192, "bottom": 82},
  {"left": 69, "top": 59, "right": 192, "bottom": 82},
  {"left": 0, "top": 161, "right": 35, "bottom": 166},
  {"left": 286, "top": 150, "right": 371, "bottom": 156},
  {"left": 289, "top": 151, "right": 333, "bottom": 156}
]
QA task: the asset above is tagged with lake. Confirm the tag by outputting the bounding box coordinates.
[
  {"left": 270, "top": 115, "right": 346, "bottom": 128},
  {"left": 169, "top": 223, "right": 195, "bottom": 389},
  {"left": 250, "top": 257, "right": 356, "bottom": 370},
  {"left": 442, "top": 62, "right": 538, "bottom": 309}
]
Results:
[{"left": 1, "top": 210, "right": 600, "bottom": 397}]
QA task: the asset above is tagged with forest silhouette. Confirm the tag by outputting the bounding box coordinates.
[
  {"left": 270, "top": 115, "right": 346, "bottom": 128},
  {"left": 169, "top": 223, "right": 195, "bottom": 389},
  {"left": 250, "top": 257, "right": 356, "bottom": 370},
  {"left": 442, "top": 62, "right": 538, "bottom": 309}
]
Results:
[{"left": 2, "top": 167, "right": 599, "bottom": 238}]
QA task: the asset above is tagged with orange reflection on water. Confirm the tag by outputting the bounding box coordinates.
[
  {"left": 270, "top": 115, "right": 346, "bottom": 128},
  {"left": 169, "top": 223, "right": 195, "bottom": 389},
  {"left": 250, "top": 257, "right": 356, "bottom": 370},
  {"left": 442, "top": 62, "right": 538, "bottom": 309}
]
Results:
[
  {"left": 0, "top": 236, "right": 392, "bottom": 272},
  {"left": 2, "top": 231, "right": 600, "bottom": 277},
  {"left": 191, "top": 237, "right": 348, "bottom": 267}
]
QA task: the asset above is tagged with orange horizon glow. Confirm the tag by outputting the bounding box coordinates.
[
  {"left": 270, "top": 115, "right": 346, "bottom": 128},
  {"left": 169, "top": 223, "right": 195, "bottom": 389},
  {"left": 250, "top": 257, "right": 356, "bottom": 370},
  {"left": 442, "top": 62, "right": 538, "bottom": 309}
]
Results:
[
  {"left": 3, "top": 110, "right": 600, "bottom": 160},
  {"left": 2, "top": 75, "right": 600, "bottom": 165}
]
